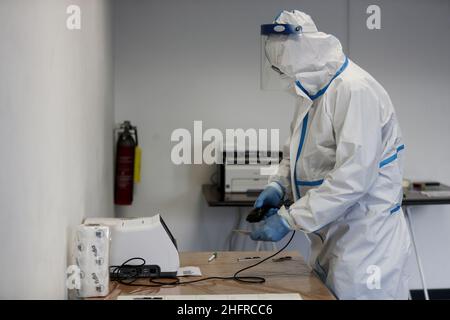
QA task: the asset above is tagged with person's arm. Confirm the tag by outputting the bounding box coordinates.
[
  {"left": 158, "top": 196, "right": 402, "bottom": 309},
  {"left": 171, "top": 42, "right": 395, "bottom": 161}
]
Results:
[{"left": 280, "top": 83, "right": 383, "bottom": 232}]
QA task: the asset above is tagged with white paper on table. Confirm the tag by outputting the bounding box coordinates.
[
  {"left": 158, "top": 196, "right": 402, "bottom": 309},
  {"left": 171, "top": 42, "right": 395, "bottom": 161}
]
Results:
[
  {"left": 177, "top": 266, "right": 202, "bottom": 277},
  {"left": 118, "top": 293, "right": 302, "bottom": 300}
]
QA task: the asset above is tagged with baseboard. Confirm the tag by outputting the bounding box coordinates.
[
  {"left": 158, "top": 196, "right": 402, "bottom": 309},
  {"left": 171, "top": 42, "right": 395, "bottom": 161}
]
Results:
[{"left": 410, "top": 289, "right": 450, "bottom": 300}]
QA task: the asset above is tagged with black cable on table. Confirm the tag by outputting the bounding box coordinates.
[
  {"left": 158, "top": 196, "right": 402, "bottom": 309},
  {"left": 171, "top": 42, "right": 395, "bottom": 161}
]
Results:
[{"left": 110, "top": 231, "right": 296, "bottom": 288}]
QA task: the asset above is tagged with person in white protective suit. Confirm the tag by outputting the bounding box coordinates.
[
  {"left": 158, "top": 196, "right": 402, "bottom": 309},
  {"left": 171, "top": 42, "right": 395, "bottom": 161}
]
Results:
[{"left": 251, "top": 10, "right": 411, "bottom": 299}]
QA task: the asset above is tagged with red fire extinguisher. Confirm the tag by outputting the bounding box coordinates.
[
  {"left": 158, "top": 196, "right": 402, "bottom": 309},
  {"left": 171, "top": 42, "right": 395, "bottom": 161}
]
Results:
[{"left": 114, "top": 121, "right": 139, "bottom": 205}]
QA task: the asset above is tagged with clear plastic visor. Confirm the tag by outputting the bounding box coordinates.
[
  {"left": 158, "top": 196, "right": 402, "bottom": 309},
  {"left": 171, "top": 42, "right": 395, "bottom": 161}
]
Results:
[{"left": 260, "top": 24, "right": 302, "bottom": 91}]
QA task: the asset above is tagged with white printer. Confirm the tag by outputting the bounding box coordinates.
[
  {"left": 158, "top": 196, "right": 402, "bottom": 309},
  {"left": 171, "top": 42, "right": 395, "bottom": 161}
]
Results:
[
  {"left": 84, "top": 214, "right": 179, "bottom": 277},
  {"left": 219, "top": 150, "right": 282, "bottom": 194}
]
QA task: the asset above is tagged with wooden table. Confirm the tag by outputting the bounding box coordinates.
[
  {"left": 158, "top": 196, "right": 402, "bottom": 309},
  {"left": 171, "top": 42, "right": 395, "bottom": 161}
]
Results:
[{"left": 102, "top": 251, "right": 335, "bottom": 300}]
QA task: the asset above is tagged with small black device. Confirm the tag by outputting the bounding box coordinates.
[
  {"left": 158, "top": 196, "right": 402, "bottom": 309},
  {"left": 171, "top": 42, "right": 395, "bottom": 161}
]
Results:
[
  {"left": 110, "top": 263, "right": 161, "bottom": 280},
  {"left": 246, "top": 199, "right": 293, "bottom": 223},
  {"left": 246, "top": 207, "right": 273, "bottom": 223}
]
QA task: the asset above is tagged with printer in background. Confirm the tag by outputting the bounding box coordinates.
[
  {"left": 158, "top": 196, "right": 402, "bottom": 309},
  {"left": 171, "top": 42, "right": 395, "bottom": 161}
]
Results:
[{"left": 218, "top": 150, "right": 282, "bottom": 199}]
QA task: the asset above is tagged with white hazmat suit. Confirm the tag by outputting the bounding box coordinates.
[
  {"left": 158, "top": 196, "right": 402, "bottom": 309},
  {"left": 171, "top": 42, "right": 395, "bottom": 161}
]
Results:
[{"left": 264, "top": 10, "right": 411, "bottom": 299}]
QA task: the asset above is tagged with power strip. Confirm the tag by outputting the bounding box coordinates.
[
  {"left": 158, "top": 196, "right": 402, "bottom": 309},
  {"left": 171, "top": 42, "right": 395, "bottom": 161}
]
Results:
[{"left": 111, "top": 264, "right": 161, "bottom": 279}]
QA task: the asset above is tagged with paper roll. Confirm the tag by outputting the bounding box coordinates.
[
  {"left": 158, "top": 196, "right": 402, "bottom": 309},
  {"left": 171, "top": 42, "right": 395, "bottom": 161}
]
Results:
[{"left": 74, "top": 225, "right": 110, "bottom": 298}]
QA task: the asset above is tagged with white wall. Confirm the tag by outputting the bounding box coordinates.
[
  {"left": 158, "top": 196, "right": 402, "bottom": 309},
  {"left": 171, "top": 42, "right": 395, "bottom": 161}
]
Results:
[
  {"left": 0, "top": 0, "right": 114, "bottom": 299},
  {"left": 113, "top": 0, "right": 450, "bottom": 291},
  {"left": 349, "top": 0, "right": 450, "bottom": 290}
]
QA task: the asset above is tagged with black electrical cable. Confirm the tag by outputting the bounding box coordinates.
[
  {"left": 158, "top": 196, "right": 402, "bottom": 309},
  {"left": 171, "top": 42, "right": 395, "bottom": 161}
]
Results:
[{"left": 110, "top": 231, "right": 296, "bottom": 288}]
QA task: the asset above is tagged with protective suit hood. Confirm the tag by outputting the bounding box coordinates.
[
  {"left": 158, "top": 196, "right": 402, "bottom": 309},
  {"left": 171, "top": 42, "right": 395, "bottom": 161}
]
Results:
[{"left": 266, "top": 10, "right": 347, "bottom": 99}]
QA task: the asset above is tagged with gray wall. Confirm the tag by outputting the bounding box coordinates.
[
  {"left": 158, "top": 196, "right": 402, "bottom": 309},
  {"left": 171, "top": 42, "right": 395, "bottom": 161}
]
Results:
[
  {"left": 0, "top": 0, "right": 114, "bottom": 299},
  {"left": 349, "top": 0, "right": 450, "bottom": 290},
  {"left": 113, "top": 0, "right": 450, "bottom": 290}
]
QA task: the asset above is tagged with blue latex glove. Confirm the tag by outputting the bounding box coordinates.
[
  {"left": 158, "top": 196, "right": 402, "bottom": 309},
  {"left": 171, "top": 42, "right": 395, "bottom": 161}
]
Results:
[
  {"left": 250, "top": 212, "right": 291, "bottom": 242},
  {"left": 263, "top": 208, "right": 279, "bottom": 218},
  {"left": 254, "top": 185, "right": 283, "bottom": 209}
]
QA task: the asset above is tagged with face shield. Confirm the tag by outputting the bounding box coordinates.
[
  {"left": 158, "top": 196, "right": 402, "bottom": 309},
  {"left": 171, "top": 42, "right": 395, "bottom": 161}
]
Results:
[{"left": 260, "top": 24, "right": 302, "bottom": 91}]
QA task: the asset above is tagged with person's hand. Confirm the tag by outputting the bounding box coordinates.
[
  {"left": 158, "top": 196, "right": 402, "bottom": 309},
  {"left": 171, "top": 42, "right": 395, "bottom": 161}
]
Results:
[
  {"left": 250, "top": 213, "right": 292, "bottom": 242},
  {"left": 254, "top": 185, "right": 283, "bottom": 209}
]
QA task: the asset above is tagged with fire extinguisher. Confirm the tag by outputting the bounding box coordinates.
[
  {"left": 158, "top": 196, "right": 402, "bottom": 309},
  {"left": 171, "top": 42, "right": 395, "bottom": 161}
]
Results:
[{"left": 114, "top": 121, "right": 139, "bottom": 205}]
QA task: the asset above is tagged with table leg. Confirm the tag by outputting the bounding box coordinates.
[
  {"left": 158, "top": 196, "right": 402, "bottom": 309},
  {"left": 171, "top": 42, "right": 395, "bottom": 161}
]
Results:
[
  {"left": 404, "top": 206, "right": 430, "bottom": 300},
  {"left": 228, "top": 207, "right": 243, "bottom": 251},
  {"left": 255, "top": 237, "right": 277, "bottom": 252}
]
